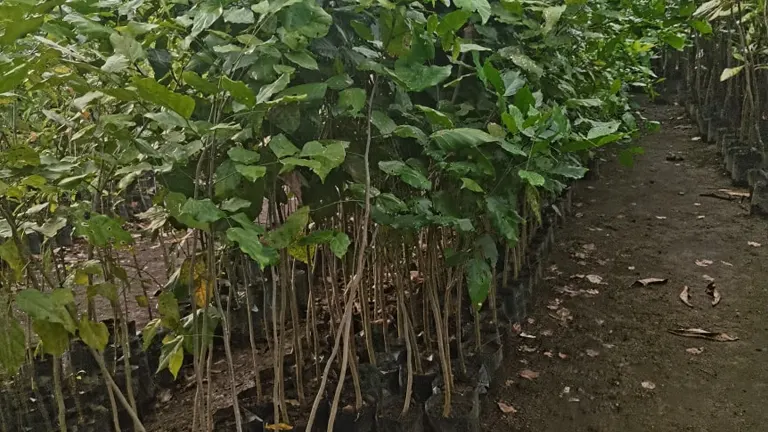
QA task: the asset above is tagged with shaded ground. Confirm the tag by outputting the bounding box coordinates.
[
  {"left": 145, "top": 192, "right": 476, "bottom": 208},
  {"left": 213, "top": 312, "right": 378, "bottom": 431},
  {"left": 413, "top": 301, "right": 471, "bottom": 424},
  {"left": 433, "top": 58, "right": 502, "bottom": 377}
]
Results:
[{"left": 482, "top": 101, "right": 768, "bottom": 431}]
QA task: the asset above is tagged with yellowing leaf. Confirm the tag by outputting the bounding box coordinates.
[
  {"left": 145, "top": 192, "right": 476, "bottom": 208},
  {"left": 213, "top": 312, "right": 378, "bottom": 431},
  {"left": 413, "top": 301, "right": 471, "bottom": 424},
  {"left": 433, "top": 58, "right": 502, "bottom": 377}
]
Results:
[
  {"left": 194, "top": 278, "right": 212, "bottom": 308},
  {"left": 266, "top": 423, "right": 294, "bottom": 431}
]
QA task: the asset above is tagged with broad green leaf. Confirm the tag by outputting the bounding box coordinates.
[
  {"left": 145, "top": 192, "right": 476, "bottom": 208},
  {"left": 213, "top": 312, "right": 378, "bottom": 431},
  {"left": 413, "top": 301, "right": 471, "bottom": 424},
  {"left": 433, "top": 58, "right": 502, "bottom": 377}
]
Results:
[
  {"left": 378, "top": 160, "right": 432, "bottom": 190},
  {"left": 32, "top": 320, "right": 70, "bottom": 356},
  {"left": 416, "top": 105, "right": 454, "bottom": 129},
  {"left": 371, "top": 110, "right": 397, "bottom": 135},
  {"left": 326, "top": 74, "right": 353, "bottom": 90},
  {"left": 146, "top": 110, "right": 188, "bottom": 128},
  {"left": 550, "top": 164, "right": 588, "bottom": 179},
  {"left": 227, "top": 226, "right": 278, "bottom": 268},
  {"left": 73, "top": 91, "right": 104, "bottom": 111},
  {"left": 461, "top": 177, "right": 484, "bottom": 192},
  {"left": 183, "top": 71, "right": 219, "bottom": 95},
  {"left": 279, "top": 83, "right": 327, "bottom": 101},
  {"left": 221, "top": 197, "right": 251, "bottom": 212},
  {"left": 499, "top": 47, "right": 543, "bottom": 77},
  {"left": 265, "top": 206, "right": 310, "bottom": 249},
  {"left": 330, "top": 232, "right": 351, "bottom": 258},
  {"left": 215, "top": 160, "right": 242, "bottom": 198},
  {"left": 157, "top": 334, "right": 184, "bottom": 378},
  {"left": 0, "top": 240, "right": 23, "bottom": 280},
  {"left": 256, "top": 73, "right": 291, "bottom": 104},
  {"left": 690, "top": 19, "right": 712, "bottom": 35},
  {"left": 518, "top": 169, "right": 545, "bottom": 186},
  {"left": 223, "top": 7, "right": 254, "bottom": 23},
  {"left": 181, "top": 199, "right": 226, "bottom": 224},
  {"left": 79, "top": 318, "right": 109, "bottom": 352},
  {"left": 16, "top": 289, "right": 77, "bottom": 333},
  {"left": 337, "top": 87, "right": 366, "bottom": 115},
  {"left": 33, "top": 216, "right": 68, "bottom": 239},
  {"left": 1, "top": 17, "right": 44, "bottom": 46},
  {"left": 486, "top": 196, "right": 520, "bottom": 244},
  {"left": 391, "top": 61, "right": 453, "bottom": 92},
  {"left": 587, "top": 120, "right": 621, "bottom": 140},
  {"left": 430, "top": 128, "right": 500, "bottom": 151},
  {"left": 566, "top": 98, "right": 602, "bottom": 108},
  {"left": 720, "top": 66, "right": 744, "bottom": 82},
  {"left": 235, "top": 164, "right": 267, "bottom": 181},
  {"left": 0, "top": 316, "right": 25, "bottom": 375},
  {"left": 466, "top": 257, "right": 491, "bottom": 309},
  {"left": 454, "top": 0, "right": 491, "bottom": 24},
  {"left": 157, "top": 291, "right": 180, "bottom": 329},
  {"left": 191, "top": 2, "right": 223, "bottom": 37},
  {"left": 228, "top": 147, "right": 260, "bottom": 164},
  {"left": 662, "top": 33, "right": 685, "bottom": 51},
  {"left": 295, "top": 140, "right": 347, "bottom": 181},
  {"left": 110, "top": 32, "right": 145, "bottom": 63},
  {"left": 86, "top": 282, "right": 119, "bottom": 304},
  {"left": 221, "top": 77, "right": 255, "bottom": 107},
  {"left": 0, "top": 64, "right": 30, "bottom": 93},
  {"left": 285, "top": 50, "right": 318, "bottom": 70},
  {"left": 437, "top": 10, "right": 472, "bottom": 36},
  {"left": 394, "top": 125, "right": 428, "bottom": 143},
  {"left": 102, "top": 54, "right": 130, "bottom": 73},
  {"left": 75, "top": 214, "right": 133, "bottom": 247},
  {"left": 542, "top": 5, "right": 566, "bottom": 35},
  {"left": 142, "top": 318, "right": 162, "bottom": 350},
  {"left": 269, "top": 134, "right": 300, "bottom": 158},
  {"left": 133, "top": 77, "right": 196, "bottom": 119}
]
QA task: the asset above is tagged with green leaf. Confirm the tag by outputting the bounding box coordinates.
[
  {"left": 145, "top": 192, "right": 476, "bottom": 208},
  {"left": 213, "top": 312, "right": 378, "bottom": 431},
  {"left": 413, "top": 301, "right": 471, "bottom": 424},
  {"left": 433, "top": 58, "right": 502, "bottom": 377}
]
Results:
[
  {"left": 690, "top": 19, "right": 712, "bottom": 35},
  {"left": 75, "top": 214, "right": 133, "bottom": 247},
  {"left": 235, "top": 164, "right": 267, "bottom": 181},
  {"left": 227, "top": 147, "right": 260, "bottom": 164},
  {"left": 86, "top": 282, "right": 119, "bottom": 304},
  {"left": 157, "top": 291, "right": 180, "bottom": 329},
  {"left": 549, "top": 164, "right": 588, "bottom": 179},
  {"left": 227, "top": 226, "right": 278, "bottom": 269},
  {"left": 430, "top": 128, "right": 500, "bottom": 151},
  {"left": 183, "top": 71, "right": 219, "bottom": 95},
  {"left": 133, "top": 77, "right": 196, "bottom": 119},
  {"left": 32, "top": 321, "right": 70, "bottom": 356},
  {"left": 142, "top": 318, "right": 162, "bottom": 351},
  {"left": 265, "top": 206, "right": 310, "bottom": 249},
  {"left": 73, "top": 91, "right": 104, "bottom": 111},
  {"left": 587, "top": 120, "right": 621, "bottom": 140},
  {"left": 79, "top": 318, "right": 109, "bottom": 352},
  {"left": 146, "top": 110, "right": 188, "bottom": 129},
  {"left": 460, "top": 177, "right": 484, "bottom": 192},
  {"left": 330, "top": 232, "right": 351, "bottom": 258},
  {"left": 0, "top": 316, "right": 25, "bottom": 375},
  {"left": 110, "top": 32, "right": 145, "bottom": 63},
  {"left": 16, "top": 289, "right": 77, "bottom": 333},
  {"left": 215, "top": 160, "right": 242, "bottom": 198},
  {"left": 1, "top": 17, "right": 44, "bottom": 46},
  {"left": 294, "top": 140, "right": 347, "bottom": 181},
  {"left": 518, "top": 169, "right": 545, "bottom": 186},
  {"left": 256, "top": 73, "right": 291, "bottom": 104},
  {"left": 221, "top": 197, "right": 251, "bottom": 212},
  {"left": 392, "top": 61, "right": 453, "bottom": 92},
  {"left": 182, "top": 199, "right": 226, "bottom": 224},
  {"left": 416, "top": 105, "right": 454, "bottom": 129},
  {"left": 285, "top": 50, "right": 318, "bottom": 70},
  {"left": 486, "top": 196, "right": 520, "bottom": 244},
  {"left": 371, "top": 110, "right": 397, "bottom": 135},
  {"left": 269, "top": 134, "right": 300, "bottom": 158},
  {"left": 499, "top": 47, "right": 543, "bottom": 77},
  {"left": 663, "top": 33, "right": 685, "bottom": 51},
  {"left": 394, "top": 125, "right": 428, "bottom": 143},
  {"left": 102, "top": 54, "right": 130, "bottom": 73},
  {"left": 466, "top": 257, "right": 491, "bottom": 309},
  {"left": 223, "top": 7, "right": 254, "bottom": 23},
  {"left": 720, "top": 66, "right": 744, "bottom": 82},
  {"left": 326, "top": 74, "right": 353, "bottom": 91},
  {"left": 279, "top": 83, "right": 327, "bottom": 101},
  {"left": 157, "top": 334, "right": 184, "bottom": 379},
  {"left": 454, "top": 0, "right": 491, "bottom": 24},
  {"left": 337, "top": 87, "right": 366, "bottom": 115},
  {"left": 542, "top": 5, "right": 566, "bottom": 35},
  {"left": 0, "top": 240, "right": 23, "bottom": 280},
  {"left": 191, "top": 1, "right": 223, "bottom": 37},
  {"left": 437, "top": 10, "right": 472, "bottom": 36},
  {"left": 566, "top": 98, "right": 602, "bottom": 108},
  {"left": 0, "top": 64, "right": 30, "bottom": 93},
  {"left": 379, "top": 160, "right": 432, "bottom": 190},
  {"left": 221, "top": 77, "right": 255, "bottom": 107}
]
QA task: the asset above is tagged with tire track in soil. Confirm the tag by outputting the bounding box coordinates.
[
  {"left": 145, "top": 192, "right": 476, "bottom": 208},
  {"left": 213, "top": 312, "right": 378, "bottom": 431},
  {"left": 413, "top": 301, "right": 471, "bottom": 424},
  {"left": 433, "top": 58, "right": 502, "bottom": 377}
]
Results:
[{"left": 482, "top": 100, "right": 768, "bottom": 432}]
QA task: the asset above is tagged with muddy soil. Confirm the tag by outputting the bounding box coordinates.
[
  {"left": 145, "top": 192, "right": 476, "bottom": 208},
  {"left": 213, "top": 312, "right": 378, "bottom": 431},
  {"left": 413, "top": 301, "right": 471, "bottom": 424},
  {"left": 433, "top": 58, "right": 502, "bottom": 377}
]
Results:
[{"left": 482, "top": 101, "right": 768, "bottom": 431}]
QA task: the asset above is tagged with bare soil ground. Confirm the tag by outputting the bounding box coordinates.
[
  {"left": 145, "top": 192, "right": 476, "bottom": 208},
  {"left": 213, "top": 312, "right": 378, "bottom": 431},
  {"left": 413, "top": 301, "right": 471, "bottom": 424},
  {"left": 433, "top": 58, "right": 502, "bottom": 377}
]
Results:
[{"left": 482, "top": 101, "right": 768, "bottom": 431}]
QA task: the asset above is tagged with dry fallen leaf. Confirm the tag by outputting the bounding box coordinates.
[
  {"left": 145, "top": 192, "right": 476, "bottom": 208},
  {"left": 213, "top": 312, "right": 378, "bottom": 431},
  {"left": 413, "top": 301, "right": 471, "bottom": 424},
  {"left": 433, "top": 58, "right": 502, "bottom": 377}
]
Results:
[
  {"left": 668, "top": 328, "right": 738, "bottom": 342},
  {"left": 655, "top": 216, "right": 667, "bottom": 220},
  {"left": 721, "top": 261, "right": 733, "bottom": 267},
  {"left": 697, "top": 215, "right": 705, "bottom": 219},
  {"left": 512, "top": 322, "right": 522, "bottom": 334},
  {"left": 543, "top": 351, "right": 554, "bottom": 358},
  {"left": 519, "top": 345, "right": 538, "bottom": 353},
  {"left": 497, "top": 401, "right": 518, "bottom": 414},
  {"left": 632, "top": 278, "right": 668, "bottom": 287},
  {"left": 718, "top": 188, "right": 750, "bottom": 198},
  {"left": 641, "top": 381, "right": 656, "bottom": 390},
  {"left": 505, "top": 379, "right": 515, "bottom": 387},
  {"left": 527, "top": 317, "right": 536, "bottom": 325},
  {"left": 519, "top": 369, "right": 540, "bottom": 380},
  {"left": 691, "top": 136, "right": 702, "bottom": 141},
  {"left": 520, "top": 332, "right": 537, "bottom": 339},
  {"left": 686, "top": 347, "right": 704, "bottom": 355},
  {"left": 748, "top": 241, "right": 762, "bottom": 247},
  {"left": 702, "top": 274, "right": 715, "bottom": 282},
  {"left": 541, "top": 329, "right": 554, "bottom": 336},
  {"left": 586, "top": 349, "right": 599, "bottom": 357},
  {"left": 628, "top": 266, "right": 636, "bottom": 270},
  {"left": 266, "top": 423, "right": 294, "bottom": 431},
  {"left": 586, "top": 274, "right": 603, "bottom": 284},
  {"left": 679, "top": 286, "right": 694, "bottom": 308},
  {"left": 583, "top": 243, "right": 596, "bottom": 251},
  {"left": 706, "top": 281, "right": 721, "bottom": 306},
  {"left": 695, "top": 259, "right": 713, "bottom": 267},
  {"left": 558, "top": 352, "right": 568, "bottom": 359}
]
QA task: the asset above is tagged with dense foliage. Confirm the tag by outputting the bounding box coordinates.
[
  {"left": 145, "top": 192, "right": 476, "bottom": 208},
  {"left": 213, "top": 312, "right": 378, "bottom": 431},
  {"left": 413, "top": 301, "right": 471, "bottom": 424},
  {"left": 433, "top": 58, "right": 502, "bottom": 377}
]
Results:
[{"left": 0, "top": 0, "right": 711, "bottom": 430}]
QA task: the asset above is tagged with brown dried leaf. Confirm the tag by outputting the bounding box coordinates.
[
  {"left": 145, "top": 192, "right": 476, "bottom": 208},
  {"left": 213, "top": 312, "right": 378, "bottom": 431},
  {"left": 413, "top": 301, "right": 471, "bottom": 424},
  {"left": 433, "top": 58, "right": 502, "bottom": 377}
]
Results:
[
  {"left": 685, "top": 347, "right": 704, "bottom": 355},
  {"left": 718, "top": 188, "right": 750, "bottom": 198},
  {"left": 586, "top": 349, "right": 599, "bottom": 357},
  {"left": 706, "top": 282, "right": 721, "bottom": 306},
  {"left": 632, "top": 278, "right": 668, "bottom": 287},
  {"left": 543, "top": 351, "right": 554, "bottom": 358},
  {"left": 497, "top": 401, "right": 518, "bottom": 414},
  {"left": 266, "top": 424, "right": 294, "bottom": 431},
  {"left": 695, "top": 259, "right": 713, "bottom": 267},
  {"left": 668, "top": 328, "right": 738, "bottom": 342},
  {"left": 519, "top": 345, "right": 538, "bottom": 353},
  {"left": 558, "top": 352, "right": 568, "bottom": 359},
  {"left": 519, "top": 369, "right": 540, "bottom": 380},
  {"left": 679, "top": 286, "right": 694, "bottom": 308}
]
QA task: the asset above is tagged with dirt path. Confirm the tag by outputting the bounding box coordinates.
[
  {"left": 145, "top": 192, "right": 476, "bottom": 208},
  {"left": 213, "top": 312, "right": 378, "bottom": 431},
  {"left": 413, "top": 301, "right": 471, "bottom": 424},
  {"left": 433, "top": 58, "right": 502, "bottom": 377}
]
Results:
[{"left": 483, "top": 101, "right": 768, "bottom": 432}]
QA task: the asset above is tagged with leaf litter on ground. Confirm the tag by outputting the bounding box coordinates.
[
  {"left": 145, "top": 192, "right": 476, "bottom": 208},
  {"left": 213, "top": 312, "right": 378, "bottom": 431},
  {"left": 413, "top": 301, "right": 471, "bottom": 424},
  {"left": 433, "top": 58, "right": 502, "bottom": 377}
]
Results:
[
  {"left": 632, "top": 277, "right": 668, "bottom": 287},
  {"left": 748, "top": 241, "right": 762, "bottom": 247},
  {"left": 706, "top": 281, "right": 721, "bottom": 306},
  {"left": 686, "top": 347, "right": 704, "bottom": 355},
  {"left": 679, "top": 286, "right": 693, "bottom": 308},
  {"left": 497, "top": 401, "right": 517, "bottom": 414},
  {"left": 668, "top": 328, "right": 738, "bottom": 342},
  {"left": 641, "top": 381, "right": 656, "bottom": 390},
  {"left": 519, "top": 369, "right": 540, "bottom": 380}
]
